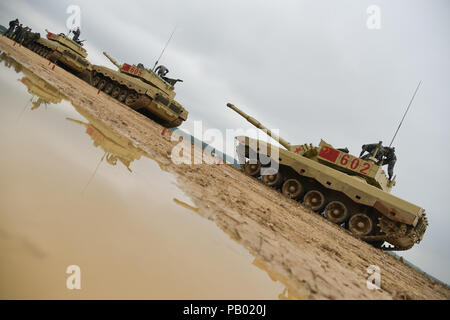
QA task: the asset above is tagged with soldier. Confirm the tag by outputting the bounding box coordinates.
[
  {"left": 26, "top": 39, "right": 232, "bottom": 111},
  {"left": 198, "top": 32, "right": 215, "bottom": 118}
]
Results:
[
  {"left": 72, "top": 27, "right": 80, "bottom": 42},
  {"left": 17, "top": 26, "right": 31, "bottom": 44},
  {"left": 381, "top": 146, "right": 397, "bottom": 181},
  {"left": 359, "top": 142, "right": 384, "bottom": 162},
  {"left": 5, "top": 18, "right": 19, "bottom": 37},
  {"left": 155, "top": 64, "right": 169, "bottom": 77},
  {"left": 11, "top": 24, "right": 23, "bottom": 41}
]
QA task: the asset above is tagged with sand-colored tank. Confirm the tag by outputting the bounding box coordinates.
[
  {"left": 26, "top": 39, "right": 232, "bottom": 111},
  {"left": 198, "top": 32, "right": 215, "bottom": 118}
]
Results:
[
  {"left": 227, "top": 103, "right": 428, "bottom": 251},
  {"left": 88, "top": 52, "right": 188, "bottom": 128},
  {"left": 27, "top": 29, "right": 91, "bottom": 77}
]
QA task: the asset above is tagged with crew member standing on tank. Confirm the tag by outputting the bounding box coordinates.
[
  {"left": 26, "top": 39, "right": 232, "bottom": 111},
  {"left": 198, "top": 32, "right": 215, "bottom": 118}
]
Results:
[
  {"left": 381, "top": 146, "right": 397, "bottom": 181},
  {"left": 18, "top": 26, "right": 31, "bottom": 44},
  {"left": 12, "top": 24, "right": 24, "bottom": 42},
  {"left": 155, "top": 65, "right": 169, "bottom": 77},
  {"left": 5, "top": 18, "right": 19, "bottom": 37},
  {"left": 72, "top": 27, "right": 81, "bottom": 42},
  {"left": 359, "top": 143, "right": 384, "bottom": 162}
]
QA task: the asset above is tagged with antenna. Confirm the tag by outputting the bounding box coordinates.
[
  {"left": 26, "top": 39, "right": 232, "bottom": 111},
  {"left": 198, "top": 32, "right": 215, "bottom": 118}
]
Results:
[
  {"left": 388, "top": 80, "right": 422, "bottom": 148},
  {"left": 152, "top": 25, "right": 178, "bottom": 71},
  {"left": 82, "top": 152, "right": 106, "bottom": 195}
]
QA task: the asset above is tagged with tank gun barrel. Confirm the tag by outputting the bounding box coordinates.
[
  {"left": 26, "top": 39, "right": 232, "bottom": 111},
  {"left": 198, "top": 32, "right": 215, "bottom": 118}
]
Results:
[
  {"left": 226, "top": 103, "right": 291, "bottom": 150},
  {"left": 103, "top": 52, "right": 121, "bottom": 69}
]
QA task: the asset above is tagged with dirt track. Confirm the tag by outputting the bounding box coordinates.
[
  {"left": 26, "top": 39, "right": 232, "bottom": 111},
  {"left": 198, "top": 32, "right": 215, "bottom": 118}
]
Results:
[{"left": 1, "top": 35, "right": 448, "bottom": 300}]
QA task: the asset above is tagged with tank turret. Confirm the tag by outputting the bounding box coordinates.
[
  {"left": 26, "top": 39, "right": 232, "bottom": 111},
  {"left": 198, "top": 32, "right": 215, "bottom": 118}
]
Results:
[{"left": 227, "top": 103, "right": 427, "bottom": 251}]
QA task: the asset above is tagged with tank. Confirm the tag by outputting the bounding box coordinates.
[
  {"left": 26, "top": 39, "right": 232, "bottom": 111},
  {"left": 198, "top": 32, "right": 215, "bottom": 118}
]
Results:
[
  {"left": 226, "top": 103, "right": 428, "bottom": 251},
  {"left": 27, "top": 29, "right": 91, "bottom": 77},
  {"left": 88, "top": 52, "right": 188, "bottom": 128}
]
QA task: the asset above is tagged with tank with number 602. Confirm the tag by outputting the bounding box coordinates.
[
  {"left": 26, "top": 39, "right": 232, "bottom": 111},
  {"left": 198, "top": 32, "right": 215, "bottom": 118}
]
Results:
[{"left": 227, "top": 103, "right": 428, "bottom": 251}]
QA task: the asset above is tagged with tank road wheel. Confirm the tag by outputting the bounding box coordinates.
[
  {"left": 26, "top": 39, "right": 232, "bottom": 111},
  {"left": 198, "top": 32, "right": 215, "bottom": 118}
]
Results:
[
  {"left": 125, "top": 92, "right": 138, "bottom": 107},
  {"left": 303, "top": 190, "right": 326, "bottom": 212},
  {"left": 104, "top": 82, "right": 114, "bottom": 94},
  {"left": 111, "top": 86, "right": 121, "bottom": 98},
  {"left": 243, "top": 160, "right": 261, "bottom": 177},
  {"left": 262, "top": 171, "right": 283, "bottom": 187},
  {"left": 118, "top": 89, "right": 129, "bottom": 102},
  {"left": 348, "top": 213, "right": 373, "bottom": 236},
  {"left": 324, "top": 201, "right": 349, "bottom": 224},
  {"left": 281, "top": 178, "right": 304, "bottom": 199},
  {"left": 97, "top": 79, "right": 107, "bottom": 90},
  {"left": 92, "top": 76, "right": 101, "bottom": 87}
]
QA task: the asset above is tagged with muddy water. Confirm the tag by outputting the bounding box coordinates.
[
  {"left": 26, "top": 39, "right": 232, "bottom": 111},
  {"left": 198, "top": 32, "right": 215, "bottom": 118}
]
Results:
[{"left": 0, "top": 55, "right": 287, "bottom": 299}]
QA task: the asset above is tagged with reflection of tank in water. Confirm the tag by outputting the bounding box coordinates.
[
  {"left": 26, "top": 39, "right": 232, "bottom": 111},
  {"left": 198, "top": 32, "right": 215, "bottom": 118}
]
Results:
[
  {"left": 67, "top": 104, "right": 145, "bottom": 172},
  {"left": 20, "top": 74, "right": 63, "bottom": 110},
  {"left": 0, "top": 52, "right": 63, "bottom": 109},
  {"left": 88, "top": 52, "right": 188, "bottom": 128},
  {"left": 0, "top": 51, "right": 22, "bottom": 73},
  {"left": 227, "top": 103, "right": 428, "bottom": 251},
  {"left": 27, "top": 29, "right": 91, "bottom": 79}
]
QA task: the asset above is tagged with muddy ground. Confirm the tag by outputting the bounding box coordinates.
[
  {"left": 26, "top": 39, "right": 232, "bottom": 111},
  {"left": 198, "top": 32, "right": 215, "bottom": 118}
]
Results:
[{"left": 1, "top": 35, "right": 448, "bottom": 300}]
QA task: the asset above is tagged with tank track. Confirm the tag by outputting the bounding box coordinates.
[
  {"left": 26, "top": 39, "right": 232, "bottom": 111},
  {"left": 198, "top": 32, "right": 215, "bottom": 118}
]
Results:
[
  {"left": 27, "top": 42, "right": 53, "bottom": 60},
  {"left": 377, "top": 215, "right": 428, "bottom": 251}
]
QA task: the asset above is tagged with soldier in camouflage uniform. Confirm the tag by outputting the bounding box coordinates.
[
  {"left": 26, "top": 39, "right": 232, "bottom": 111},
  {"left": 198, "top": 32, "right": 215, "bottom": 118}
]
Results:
[
  {"left": 17, "top": 27, "right": 31, "bottom": 44},
  {"left": 359, "top": 143, "right": 383, "bottom": 162},
  {"left": 11, "top": 24, "right": 23, "bottom": 41},
  {"left": 72, "top": 27, "right": 81, "bottom": 42},
  {"left": 381, "top": 146, "right": 397, "bottom": 180},
  {"left": 5, "top": 19, "right": 19, "bottom": 37},
  {"left": 155, "top": 64, "right": 169, "bottom": 77},
  {"left": 360, "top": 143, "right": 397, "bottom": 180}
]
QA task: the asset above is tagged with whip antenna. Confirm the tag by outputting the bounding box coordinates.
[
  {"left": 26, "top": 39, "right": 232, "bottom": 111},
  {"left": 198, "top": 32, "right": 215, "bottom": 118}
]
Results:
[
  {"left": 152, "top": 25, "right": 177, "bottom": 71},
  {"left": 389, "top": 80, "right": 422, "bottom": 148}
]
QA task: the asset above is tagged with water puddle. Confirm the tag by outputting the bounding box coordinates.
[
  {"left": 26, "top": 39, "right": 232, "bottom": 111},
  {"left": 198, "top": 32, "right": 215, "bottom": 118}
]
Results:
[{"left": 0, "top": 53, "right": 290, "bottom": 299}]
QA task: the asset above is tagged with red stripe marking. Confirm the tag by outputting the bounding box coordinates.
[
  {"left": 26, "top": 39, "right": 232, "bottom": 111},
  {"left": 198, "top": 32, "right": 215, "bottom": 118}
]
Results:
[
  {"left": 161, "top": 128, "right": 167, "bottom": 136},
  {"left": 51, "top": 64, "right": 55, "bottom": 70}
]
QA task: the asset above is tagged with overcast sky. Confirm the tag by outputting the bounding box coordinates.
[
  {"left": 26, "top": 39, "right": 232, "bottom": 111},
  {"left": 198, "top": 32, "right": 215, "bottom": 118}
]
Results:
[{"left": 1, "top": 0, "right": 449, "bottom": 284}]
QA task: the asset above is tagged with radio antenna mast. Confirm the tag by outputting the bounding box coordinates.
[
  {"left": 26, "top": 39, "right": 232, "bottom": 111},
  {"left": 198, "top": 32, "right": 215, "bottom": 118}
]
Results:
[
  {"left": 152, "top": 25, "right": 178, "bottom": 71},
  {"left": 388, "top": 80, "right": 422, "bottom": 148}
]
